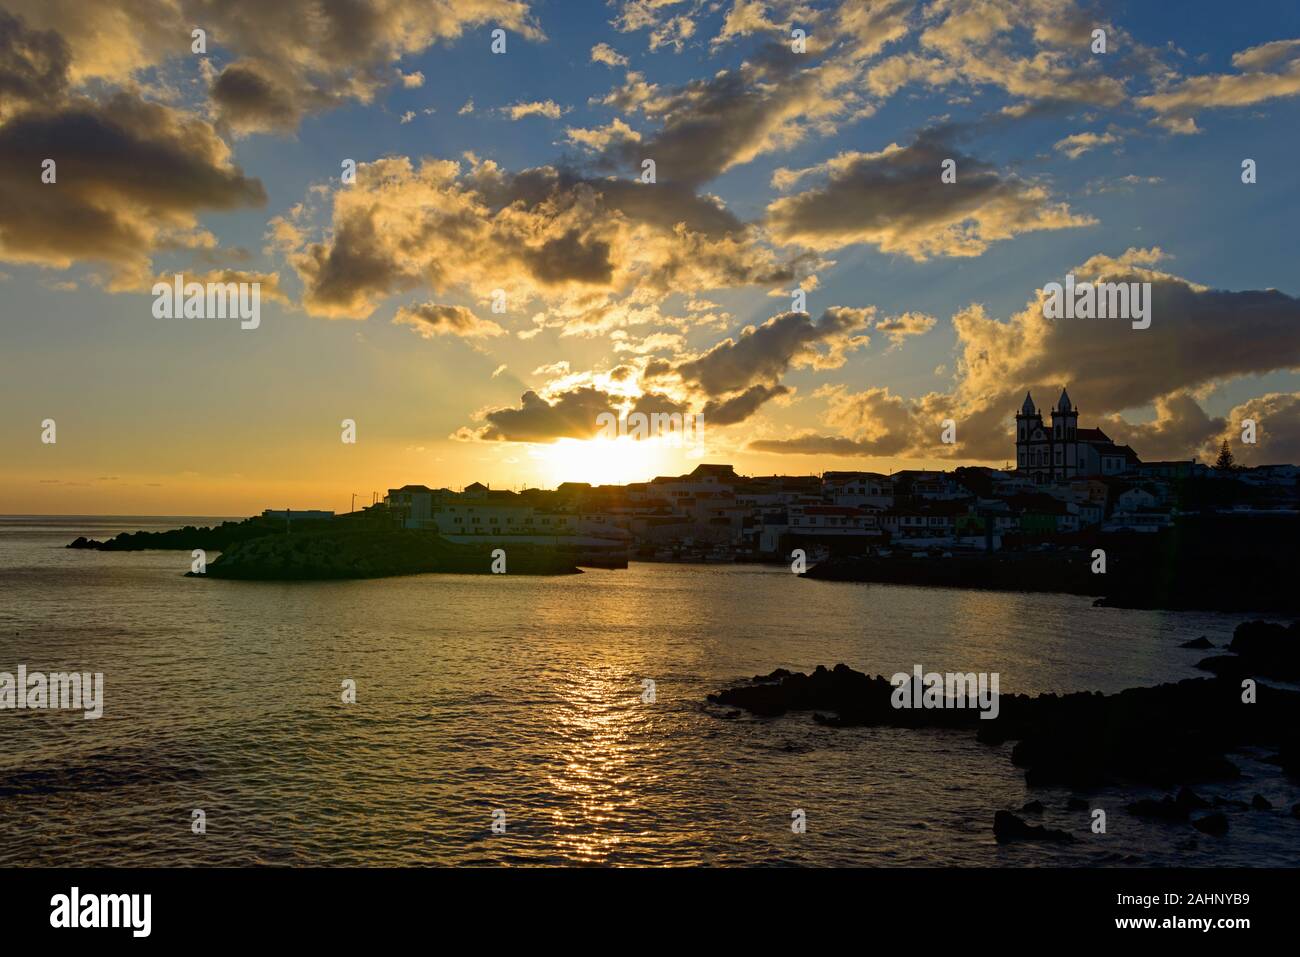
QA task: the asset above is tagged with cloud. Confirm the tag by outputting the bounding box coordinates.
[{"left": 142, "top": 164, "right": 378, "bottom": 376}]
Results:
[
  {"left": 1137, "top": 38, "right": 1300, "bottom": 130},
  {"left": 1053, "top": 130, "right": 1119, "bottom": 159},
  {"left": 598, "top": 38, "right": 871, "bottom": 186},
  {"left": 0, "top": 91, "right": 265, "bottom": 287},
  {"left": 750, "top": 250, "right": 1300, "bottom": 462},
  {"left": 750, "top": 384, "right": 919, "bottom": 456},
  {"left": 6, "top": 0, "right": 544, "bottom": 134},
  {"left": 673, "top": 306, "right": 873, "bottom": 396},
  {"left": 459, "top": 387, "right": 618, "bottom": 442},
  {"left": 157, "top": 268, "right": 288, "bottom": 304},
  {"left": 712, "top": 0, "right": 783, "bottom": 47},
  {"left": 1095, "top": 392, "right": 1223, "bottom": 462},
  {"left": 1218, "top": 392, "right": 1300, "bottom": 466},
  {"left": 394, "top": 302, "right": 506, "bottom": 339},
  {"left": 590, "top": 42, "right": 628, "bottom": 67},
  {"left": 878, "top": 0, "right": 1135, "bottom": 106},
  {"left": 0, "top": 10, "right": 70, "bottom": 121},
  {"left": 278, "top": 155, "right": 806, "bottom": 327},
  {"left": 873, "top": 311, "right": 936, "bottom": 347},
  {"left": 766, "top": 128, "right": 1094, "bottom": 259},
  {"left": 500, "top": 99, "right": 566, "bottom": 121},
  {"left": 564, "top": 118, "right": 641, "bottom": 152},
  {"left": 702, "top": 382, "right": 791, "bottom": 425}
]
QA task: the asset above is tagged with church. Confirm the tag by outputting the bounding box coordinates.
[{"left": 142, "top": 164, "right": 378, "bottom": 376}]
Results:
[{"left": 1015, "top": 388, "right": 1140, "bottom": 484}]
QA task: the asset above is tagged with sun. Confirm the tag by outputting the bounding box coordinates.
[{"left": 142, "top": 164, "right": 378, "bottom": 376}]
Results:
[{"left": 532, "top": 436, "right": 680, "bottom": 487}]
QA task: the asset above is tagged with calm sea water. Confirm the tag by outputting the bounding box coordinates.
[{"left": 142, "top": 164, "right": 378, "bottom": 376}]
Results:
[{"left": 1, "top": 515, "right": 1296, "bottom": 867}]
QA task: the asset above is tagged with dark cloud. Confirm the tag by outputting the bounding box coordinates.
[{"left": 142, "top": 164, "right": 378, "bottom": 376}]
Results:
[
  {"left": 210, "top": 62, "right": 304, "bottom": 135},
  {"left": 703, "top": 383, "right": 791, "bottom": 425},
  {"left": 766, "top": 127, "right": 1092, "bottom": 259},
  {"left": 394, "top": 302, "right": 505, "bottom": 338},
  {"left": 0, "top": 91, "right": 265, "bottom": 285},
  {"left": 674, "top": 307, "right": 872, "bottom": 396},
  {"left": 283, "top": 157, "right": 806, "bottom": 322},
  {"left": 0, "top": 9, "right": 69, "bottom": 115},
  {"left": 522, "top": 227, "right": 614, "bottom": 287},
  {"left": 464, "top": 387, "right": 618, "bottom": 442}
]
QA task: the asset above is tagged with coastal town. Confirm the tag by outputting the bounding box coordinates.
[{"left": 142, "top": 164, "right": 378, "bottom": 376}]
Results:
[{"left": 369, "top": 389, "right": 1300, "bottom": 567}]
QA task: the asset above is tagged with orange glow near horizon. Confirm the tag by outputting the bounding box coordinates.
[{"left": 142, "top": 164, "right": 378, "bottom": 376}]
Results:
[{"left": 531, "top": 436, "right": 694, "bottom": 489}]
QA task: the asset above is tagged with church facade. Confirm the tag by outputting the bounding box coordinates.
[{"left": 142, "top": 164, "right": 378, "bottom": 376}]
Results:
[{"left": 1015, "top": 388, "right": 1140, "bottom": 484}]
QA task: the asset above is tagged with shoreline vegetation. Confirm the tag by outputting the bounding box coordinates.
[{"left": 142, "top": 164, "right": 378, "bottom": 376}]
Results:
[
  {"left": 709, "top": 619, "right": 1300, "bottom": 844},
  {"left": 68, "top": 516, "right": 579, "bottom": 579}
]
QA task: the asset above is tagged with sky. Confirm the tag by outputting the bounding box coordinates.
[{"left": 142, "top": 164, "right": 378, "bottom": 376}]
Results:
[{"left": 2, "top": 0, "right": 1299, "bottom": 515}]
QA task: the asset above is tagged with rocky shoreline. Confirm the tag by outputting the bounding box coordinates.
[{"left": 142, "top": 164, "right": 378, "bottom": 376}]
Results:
[
  {"left": 67, "top": 519, "right": 580, "bottom": 579},
  {"left": 191, "top": 528, "right": 580, "bottom": 580},
  {"left": 67, "top": 516, "right": 283, "bottom": 552},
  {"left": 709, "top": 619, "right": 1300, "bottom": 844}
]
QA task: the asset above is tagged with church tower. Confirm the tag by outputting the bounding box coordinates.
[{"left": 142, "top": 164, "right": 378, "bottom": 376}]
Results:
[
  {"left": 1015, "top": 392, "right": 1043, "bottom": 477},
  {"left": 1050, "top": 388, "right": 1079, "bottom": 479}
]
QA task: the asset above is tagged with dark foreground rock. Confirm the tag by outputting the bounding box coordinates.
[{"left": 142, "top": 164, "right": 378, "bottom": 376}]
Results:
[
  {"left": 1126, "top": 788, "right": 1210, "bottom": 822},
  {"left": 1179, "top": 637, "right": 1214, "bottom": 649},
  {"left": 1192, "top": 812, "right": 1229, "bottom": 836},
  {"left": 709, "top": 663, "right": 1300, "bottom": 790},
  {"left": 1197, "top": 619, "right": 1300, "bottom": 682},
  {"left": 993, "top": 811, "right": 1074, "bottom": 843}
]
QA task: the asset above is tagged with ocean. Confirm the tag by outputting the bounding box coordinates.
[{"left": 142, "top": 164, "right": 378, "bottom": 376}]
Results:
[{"left": 1, "top": 515, "right": 1296, "bottom": 866}]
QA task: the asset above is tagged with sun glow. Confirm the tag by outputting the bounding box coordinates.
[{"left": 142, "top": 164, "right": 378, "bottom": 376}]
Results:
[{"left": 532, "top": 436, "right": 685, "bottom": 488}]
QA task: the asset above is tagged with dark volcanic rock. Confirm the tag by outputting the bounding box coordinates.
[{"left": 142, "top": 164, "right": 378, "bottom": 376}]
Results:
[
  {"left": 1292, "top": 804, "right": 1300, "bottom": 819},
  {"left": 1264, "top": 735, "right": 1300, "bottom": 777},
  {"left": 1192, "top": 812, "right": 1229, "bottom": 836},
  {"left": 1021, "top": 800, "right": 1044, "bottom": 814},
  {"left": 1067, "top": 797, "right": 1089, "bottom": 811},
  {"left": 709, "top": 664, "right": 993, "bottom": 726},
  {"left": 1127, "top": 796, "right": 1190, "bottom": 822},
  {"left": 710, "top": 663, "right": 1300, "bottom": 790},
  {"left": 66, "top": 536, "right": 104, "bottom": 549},
  {"left": 1127, "top": 788, "right": 1210, "bottom": 822},
  {"left": 1251, "top": 794, "right": 1273, "bottom": 810},
  {"left": 1213, "top": 797, "right": 1250, "bottom": 810},
  {"left": 993, "top": 811, "right": 1074, "bottom": 843},
  {"left": 1179, "top": 637, "right": 1214, "bottom": 649},
  {"left": 1198, "top": 619, "right": 1300, "bottom": 681}
]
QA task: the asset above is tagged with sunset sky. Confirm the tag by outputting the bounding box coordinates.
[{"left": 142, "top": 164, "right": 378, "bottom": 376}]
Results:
[{"left": 2, "top": 0, "right": 1299, "bottom": 515}]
